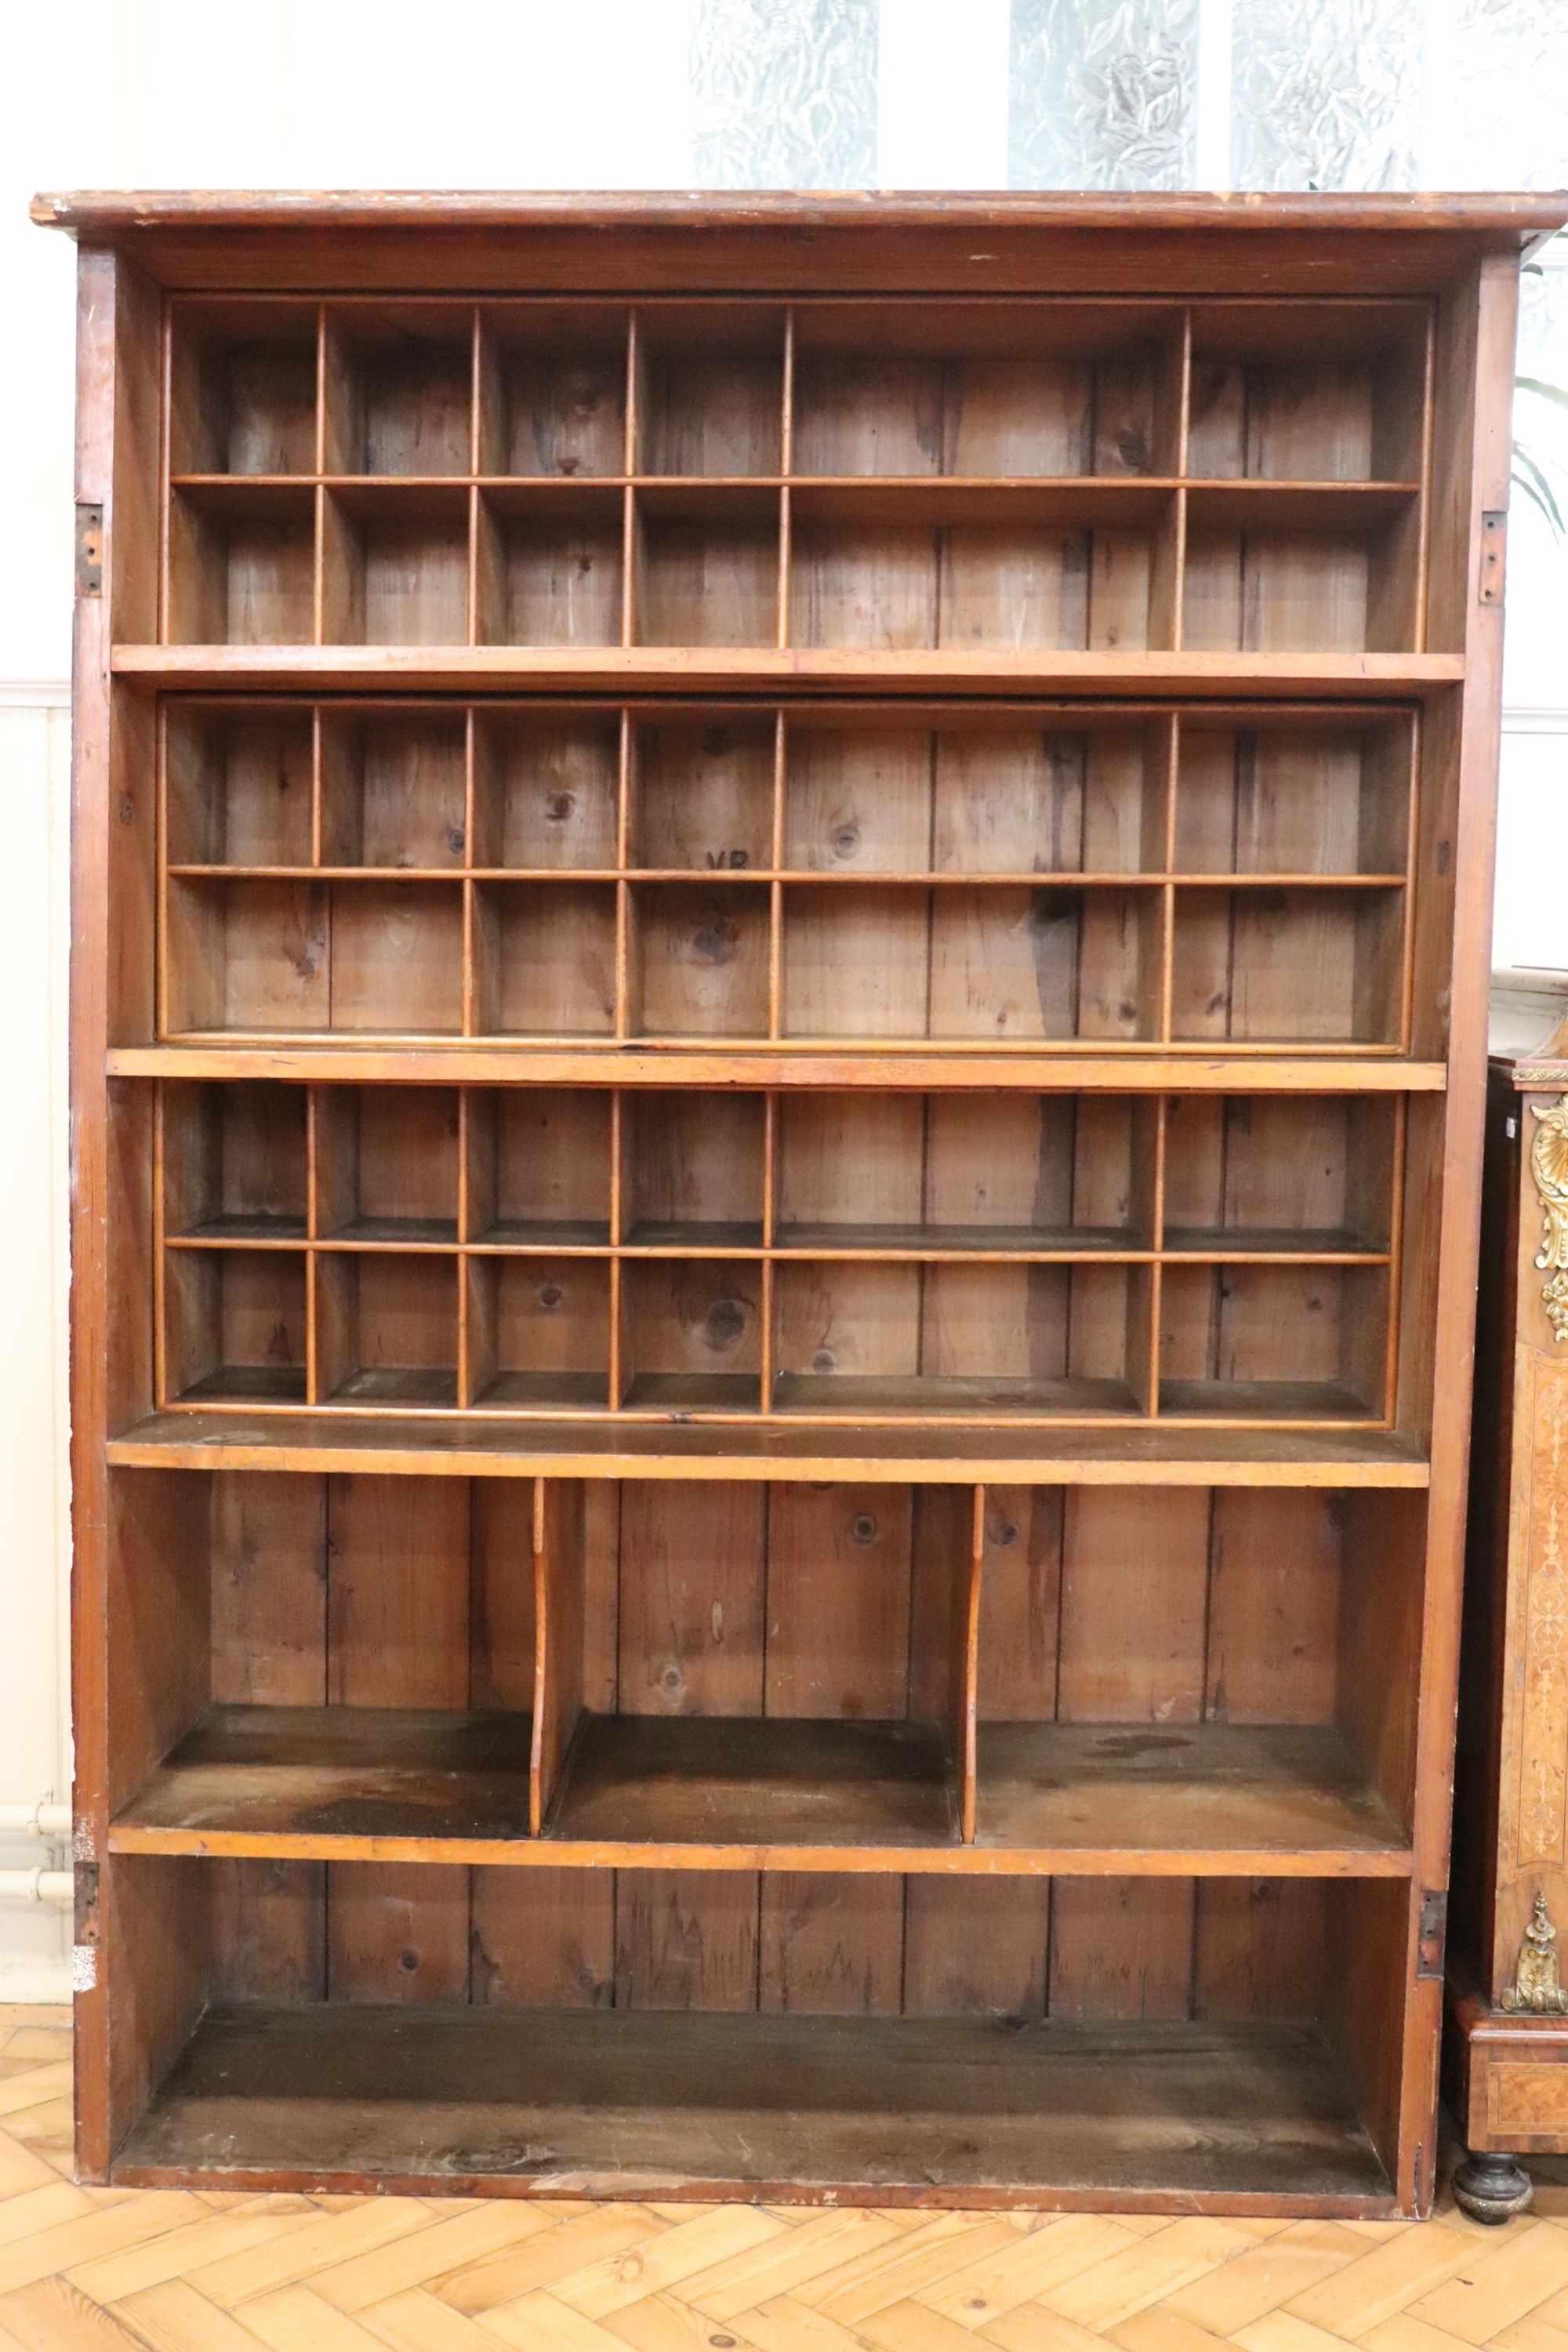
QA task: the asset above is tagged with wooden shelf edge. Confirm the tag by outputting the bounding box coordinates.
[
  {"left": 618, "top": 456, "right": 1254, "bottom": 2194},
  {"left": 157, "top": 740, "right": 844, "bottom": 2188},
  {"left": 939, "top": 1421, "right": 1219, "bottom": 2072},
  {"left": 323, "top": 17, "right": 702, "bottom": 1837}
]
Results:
[
  {"left": 106, "top": 1045, "right": 1450, "bottom": 1094},
  {"left": 104, "top": 1823, "right": 1413, "bottom": 1875},
  {"left": 104, "top": 1408, "right": 1432, "bottom": 1484},
  {"left": 109, "top": 645, "right": 1467, "bottom": 697},
  {"left": 35, "top": 187, "right": 1568, "bottom": 234}
]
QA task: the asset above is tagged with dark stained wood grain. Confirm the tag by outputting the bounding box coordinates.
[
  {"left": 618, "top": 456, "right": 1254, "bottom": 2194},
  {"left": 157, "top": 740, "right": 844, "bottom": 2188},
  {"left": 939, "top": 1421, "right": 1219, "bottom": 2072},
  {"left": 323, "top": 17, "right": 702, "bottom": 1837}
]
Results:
[
  {"left": 976, "top": 1722, "right": 1409, "bottom": 1870},
  {"left": 548, "top": 1715, "right": 955, "bottom": 1850},
  {"left": 112, "top": 2000, "right": 1396, "bottom": 2209}
]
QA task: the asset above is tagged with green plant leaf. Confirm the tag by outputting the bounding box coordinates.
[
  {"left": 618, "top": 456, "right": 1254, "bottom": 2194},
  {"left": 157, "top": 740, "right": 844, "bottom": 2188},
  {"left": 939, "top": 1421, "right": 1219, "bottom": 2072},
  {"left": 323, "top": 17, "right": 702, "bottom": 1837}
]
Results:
[
  {"left": 1518, "top": 376, "right": 1568, "bottom": 412},
  {"left": 1512, "top": 444, "right": 1566, "bottom": 537}
]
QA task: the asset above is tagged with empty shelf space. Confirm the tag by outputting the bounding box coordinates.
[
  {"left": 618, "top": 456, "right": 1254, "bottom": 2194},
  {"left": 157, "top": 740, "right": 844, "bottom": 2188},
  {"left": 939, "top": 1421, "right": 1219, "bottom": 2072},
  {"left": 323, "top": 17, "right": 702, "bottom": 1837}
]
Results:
[
  {"left": 771, "top": 1222, "right": 1143, "bottom": 1259},
  {"left": 976, "top": 1723, "right": 1409, "bottom": 1871},
  {"left": 1158, "top": 1379, "right": 1383, "bottom": 1423},
  {"left": 1186, "top": 301, "right": 1428, "bottom": 485},
  {"left": 113, "top": 2002, "right": 1395, "bottom": 2208},
  {"left": 771, "top": 1374, "right": 1142, "bottom": 1420},
  {"left": 546, "top": 1714, "right": 955, "bottom": 1851},
  {"left": 163, "top": 1247, "right": 307, "bottom": 1406},
  {"left": 104, "top": 1407, "right": 1433, "bottom": 1482},
  {"left": 114, "top": 1704, "right": 533, "bottom": 1852}
]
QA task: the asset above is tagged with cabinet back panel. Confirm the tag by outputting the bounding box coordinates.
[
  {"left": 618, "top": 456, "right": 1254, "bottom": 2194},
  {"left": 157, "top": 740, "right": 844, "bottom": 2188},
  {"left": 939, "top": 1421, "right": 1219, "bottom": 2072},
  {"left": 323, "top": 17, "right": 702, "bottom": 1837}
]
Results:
[
  {"left": 634, "top": 720, "right": 775, "bottom": 871},
  {"left": 474, "top": 716, "right": 620, "bottom": 870},
  {"left": 167, "top": 710, "right": 314, "bottom": 867}
]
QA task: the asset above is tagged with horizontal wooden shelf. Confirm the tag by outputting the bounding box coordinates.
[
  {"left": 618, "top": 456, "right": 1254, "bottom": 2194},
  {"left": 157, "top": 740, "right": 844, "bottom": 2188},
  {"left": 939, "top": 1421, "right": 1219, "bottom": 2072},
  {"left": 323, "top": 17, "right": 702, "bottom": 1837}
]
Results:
[
  {"left": 162, "top": 474, "right": 1425, "bottom": 535},
  {"left": 105, "top": 1406, "right": 1432, "bottom": 1484},
  {"left": 158, "top": 1221, "right": 1389, "bottom": 1265},
  {"left": 111, "top": 2002, "right": 1396, "bottom": 2211},
  {"left": 546, "top": 1714, "right": 956, "bottom": 1855},
  {"left": 114, "top": 1705, "right": 533, "bottom": 1847},
  {"left": 110, "top": 1044, "right": 1449, "bottom": 1092},
  {"left": 114, "top": 644, "right": 1465, "bottom": 697},
  {"left": 110, "top": 1707, "right": 1408, "bottom": 1876},
  {"left": 975, "top": 1723, "right": 1407, "bottom": 1872},
  {"left": 165, "top": 865, "right": 1410, "bottom": 890}
]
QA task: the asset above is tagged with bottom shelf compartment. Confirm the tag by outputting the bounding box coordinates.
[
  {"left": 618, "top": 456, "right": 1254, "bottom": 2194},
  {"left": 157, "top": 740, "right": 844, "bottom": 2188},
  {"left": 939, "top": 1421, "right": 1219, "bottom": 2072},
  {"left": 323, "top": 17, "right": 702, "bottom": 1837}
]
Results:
[{"left": 114, "top": 1999, "right": 1393, "bottom": 2207}]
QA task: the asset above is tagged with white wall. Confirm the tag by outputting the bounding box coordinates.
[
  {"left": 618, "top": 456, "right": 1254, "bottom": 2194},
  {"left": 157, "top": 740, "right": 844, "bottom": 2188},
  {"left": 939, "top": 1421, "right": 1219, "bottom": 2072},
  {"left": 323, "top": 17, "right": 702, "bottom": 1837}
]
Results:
[{"left": 2, "top": 0, "right": 1565, "bottom": 1996}]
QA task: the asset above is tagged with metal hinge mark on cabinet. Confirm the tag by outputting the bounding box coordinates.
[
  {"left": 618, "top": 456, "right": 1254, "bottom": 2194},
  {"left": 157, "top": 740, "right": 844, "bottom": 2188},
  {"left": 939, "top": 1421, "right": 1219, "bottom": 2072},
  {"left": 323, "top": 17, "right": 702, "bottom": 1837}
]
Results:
[
  {"left": 1417, "top": 1889, "right": 1447, "bottom": 1980},
  {"left": 75, "top": 503, "right": 103, "bottom": 597},
  {"left": 1479, "top": 509, "right": 1507, "bottom": 604}
]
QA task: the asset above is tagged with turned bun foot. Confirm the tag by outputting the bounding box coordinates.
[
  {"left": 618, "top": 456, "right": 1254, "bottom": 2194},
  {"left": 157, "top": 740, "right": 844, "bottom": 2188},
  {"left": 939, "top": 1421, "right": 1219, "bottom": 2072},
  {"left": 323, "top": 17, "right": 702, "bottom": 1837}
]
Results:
[{"left": 1453, "top": 2149, "right": 1534, "bottom": 2223}]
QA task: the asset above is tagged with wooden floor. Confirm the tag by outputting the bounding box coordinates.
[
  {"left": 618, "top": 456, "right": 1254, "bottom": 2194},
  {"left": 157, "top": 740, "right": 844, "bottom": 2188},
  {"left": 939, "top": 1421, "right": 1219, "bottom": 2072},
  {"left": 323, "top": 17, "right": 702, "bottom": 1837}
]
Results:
[{"left": 5, "top": 2007, "right": 1568, "bottom": 2352}]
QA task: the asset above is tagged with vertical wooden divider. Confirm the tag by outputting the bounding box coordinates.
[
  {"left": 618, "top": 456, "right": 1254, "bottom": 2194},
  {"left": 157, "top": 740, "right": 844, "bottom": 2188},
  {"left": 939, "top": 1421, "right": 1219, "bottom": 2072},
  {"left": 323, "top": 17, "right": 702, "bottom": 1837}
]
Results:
[
  {"left": 311, "top": 303, "right": 328, "bottom": 645},
  {"left": 614, "top": 707, "right": 633, "bottom": 1042},
  {"left": 530, "top": 1476, "right": 586, "bottom": 1835},
  {"left": 1159, "top": 709, "right": 1181, "bottom": 1044},
  {"left": 611, "top": 701, "right": 631, "bottom": 1407},
  {"left": 608, "top": 1091, "right": 625, "bottom": 1409},
  {"left": 622, "top": 311, "right": 641, "bottom": 649},
  {"left": 151, "top": 1081, "right": 168, "bottom": 1406},
  {"left": 456, "top": 1084, "right": 473, "bottom": 1409},
  {"left": 154, "top": 700, "right": 170, "bottom": 1041},
  {"left": 1383, "top": 1092, "right": 1410, "bottom": 1425},
  {"left": 779, "top": 307, "right": 794, "bottom": 648},
  {"left": 466, "top": 305, "right": 483, "bottom": 649},
  {"left": 760, "top": 1093, "right": 777, "bottom": 1410},
  {"left": 1414, "top": 304, "right": 1437, "bottom": 653},
  {"left": 1145, "top": 1094, "right": 1169, "bottom": 1416},
  {"left": 156, "top": 295, "right": 172, "bottom": 644},
  {"left": 461, "top": 705, "right": 478, "bottom": 1040},
  {"left": 1167, "top": 304, "right": 1192, "bottom": 654},
  {"left": 1398, "top": 708, "right": 1422, "bottom": 1056},
  {"left": 305, "top": 1084, "right": 321, "bottom": 1405},
  {"left": 768, "top": 710, "right": 786, "bottom": 1035},
  {"left": 956, "top": 1485, "right": 984, "bottom": 1842}
]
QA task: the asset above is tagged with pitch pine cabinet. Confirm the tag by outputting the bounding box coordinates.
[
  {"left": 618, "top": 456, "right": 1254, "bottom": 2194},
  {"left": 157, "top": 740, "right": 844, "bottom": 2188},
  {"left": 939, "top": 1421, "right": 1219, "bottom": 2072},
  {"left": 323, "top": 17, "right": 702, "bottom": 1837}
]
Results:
[
  {"left": 35, "top": 190, "right": 1564, "bottom": 2215},
  {"left": 1448, "top": 1018, "right": 1568, "bottom": 2221}
]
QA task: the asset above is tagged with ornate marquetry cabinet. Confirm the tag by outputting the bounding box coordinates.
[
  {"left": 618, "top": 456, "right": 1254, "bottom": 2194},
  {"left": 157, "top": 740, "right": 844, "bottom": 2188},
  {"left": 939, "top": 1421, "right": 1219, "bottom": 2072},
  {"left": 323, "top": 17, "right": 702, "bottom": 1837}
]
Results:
[
  {"left": 1449, "top": 1026, "right": 1568, "bottom": 2220},
  {"left": 34, "top": 188, "right": 1565, "bottom": 2214}
]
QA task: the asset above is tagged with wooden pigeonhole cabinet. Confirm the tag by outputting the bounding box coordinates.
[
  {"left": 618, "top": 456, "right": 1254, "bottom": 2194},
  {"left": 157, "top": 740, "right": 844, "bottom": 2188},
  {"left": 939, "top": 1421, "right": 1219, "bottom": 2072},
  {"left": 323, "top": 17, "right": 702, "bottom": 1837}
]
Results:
[{"left": 34, "top": 187, "right": 1565, "bottom": 2213}]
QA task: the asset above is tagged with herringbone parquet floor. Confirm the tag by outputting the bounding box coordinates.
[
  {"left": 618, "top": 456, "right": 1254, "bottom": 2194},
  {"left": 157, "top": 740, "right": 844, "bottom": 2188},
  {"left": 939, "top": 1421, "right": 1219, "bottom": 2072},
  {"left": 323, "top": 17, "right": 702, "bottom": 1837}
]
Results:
[{"left": 5, "top": 2008, "right": 1568, "bottom": 2352}]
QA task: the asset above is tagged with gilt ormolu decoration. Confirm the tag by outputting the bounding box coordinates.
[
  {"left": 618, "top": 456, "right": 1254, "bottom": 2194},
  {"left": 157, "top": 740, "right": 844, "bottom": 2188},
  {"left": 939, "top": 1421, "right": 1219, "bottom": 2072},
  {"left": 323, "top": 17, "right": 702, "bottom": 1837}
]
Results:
[
  {"left": 1503, "top": 1889, "right": 1568, "bottom": 2014},
  {"left": 1532, "top": 1098, "right": 1568, "bottom": 1344}
]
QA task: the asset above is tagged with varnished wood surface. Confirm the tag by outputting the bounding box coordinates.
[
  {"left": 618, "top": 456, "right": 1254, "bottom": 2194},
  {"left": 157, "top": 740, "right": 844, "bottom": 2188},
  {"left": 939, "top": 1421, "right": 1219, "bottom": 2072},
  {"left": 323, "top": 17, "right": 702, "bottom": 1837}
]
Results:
[
  {"left": 111, "top": 1044, "right": 1450, "bottom": 1089},
  {"left": 108, "top": 1708, "right": 1410, "bottom": 1875},
  {"left": 975, "top": 1722, "right": 1408, "bottom": 1869},
  {"left": 546, "top": 1714, "right": 956, "bottom": 1850},
  {"left": 114, "top": 2002, "right": 1394, "bottom": 2208},
  {"left": 35, "top": 189, "right": 1568, "bottom": 232},
  {"left": 55, "top": 196, "right": 1537, "bottom": 2217},
  {"left": 104, "top": 1406, "right": 1432, "bottom": 1482},
  {"left": 114, "top": 643, "right": 1466, "bottom": 693},
  {"left": 113, "top": 1703, "right": 534, "bottom": 1843}
]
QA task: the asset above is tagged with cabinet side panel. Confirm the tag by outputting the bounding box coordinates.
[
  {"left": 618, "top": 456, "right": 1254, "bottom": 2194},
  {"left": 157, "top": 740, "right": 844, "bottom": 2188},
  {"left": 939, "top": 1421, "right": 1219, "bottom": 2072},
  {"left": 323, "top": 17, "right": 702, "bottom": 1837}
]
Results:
[
  {"left": 1392, "top": 251, "right": 1518, "bottom": 2213},
  {"left": 72, "top": 248, "right": 165, "bottom": 2177}
]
